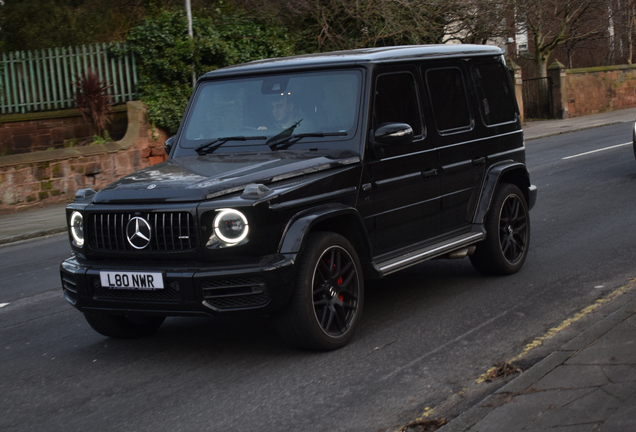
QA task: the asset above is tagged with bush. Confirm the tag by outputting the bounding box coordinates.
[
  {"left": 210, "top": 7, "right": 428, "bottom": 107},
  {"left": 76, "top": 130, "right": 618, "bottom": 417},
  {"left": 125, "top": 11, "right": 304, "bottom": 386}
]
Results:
[
  {"left": 73, "top": 68, "right": 113, "bottom": 137},
  {"left": 124, "top": 8, "right": 295, "bottom": 135}
]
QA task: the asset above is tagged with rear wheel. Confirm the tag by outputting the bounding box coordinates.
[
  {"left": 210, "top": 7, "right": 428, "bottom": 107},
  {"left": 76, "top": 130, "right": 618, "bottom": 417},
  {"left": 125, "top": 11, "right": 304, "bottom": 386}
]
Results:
[
  {"left": 470, "top": 183, "right": 530, "bottom": 275},
  {"left": 84, "top": 312, "right": 165, "bottom": 338},
  {"left": 276, "top": 232, "right": 364, "bottom": 351}
]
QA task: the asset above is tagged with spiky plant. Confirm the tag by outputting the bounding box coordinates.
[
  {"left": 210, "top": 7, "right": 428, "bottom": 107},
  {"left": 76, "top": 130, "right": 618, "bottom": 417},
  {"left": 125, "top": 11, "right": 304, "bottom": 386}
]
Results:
[{"left": 73, "top": 68, "right": 113, "bottom": 137}]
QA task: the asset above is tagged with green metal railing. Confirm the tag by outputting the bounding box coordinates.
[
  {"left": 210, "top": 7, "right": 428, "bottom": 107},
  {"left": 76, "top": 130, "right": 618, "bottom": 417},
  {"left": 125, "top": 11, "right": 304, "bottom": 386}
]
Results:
[{"left": 0, "top": 42, "right": 138, "bottom": 115}]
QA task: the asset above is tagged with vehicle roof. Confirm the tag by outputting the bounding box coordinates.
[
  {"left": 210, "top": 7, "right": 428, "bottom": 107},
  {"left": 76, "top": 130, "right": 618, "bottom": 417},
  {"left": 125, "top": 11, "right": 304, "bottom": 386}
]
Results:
[{"left": 201, "top": 44, "right": 505, "bottom": 79}]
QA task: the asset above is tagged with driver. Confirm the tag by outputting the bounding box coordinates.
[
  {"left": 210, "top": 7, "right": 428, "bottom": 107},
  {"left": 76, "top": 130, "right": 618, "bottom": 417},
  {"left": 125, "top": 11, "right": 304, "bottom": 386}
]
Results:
[
  {"left": 271, "top": 92, "right": 296, "bottom": 129},
  {"left": 259, "top": 91, "right": 314, "bottom": 132}
]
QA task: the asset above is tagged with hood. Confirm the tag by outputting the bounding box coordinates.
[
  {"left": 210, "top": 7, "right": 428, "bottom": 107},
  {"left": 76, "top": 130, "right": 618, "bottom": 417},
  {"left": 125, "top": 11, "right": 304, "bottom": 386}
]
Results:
[{"left": 91, "top": 151, "right": 360, "bottom": 204}]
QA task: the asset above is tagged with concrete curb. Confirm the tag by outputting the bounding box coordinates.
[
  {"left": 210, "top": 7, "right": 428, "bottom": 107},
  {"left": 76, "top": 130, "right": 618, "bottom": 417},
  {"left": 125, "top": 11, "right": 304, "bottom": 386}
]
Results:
[
  {"left": 524, "top": 121, "right": 625, "bottom": 141},
  {"left": 0, "top": 226, "right": 67, "bottom": 246},
  {"left": 438, "top": 294, "right": 636, "bottom": 432}
]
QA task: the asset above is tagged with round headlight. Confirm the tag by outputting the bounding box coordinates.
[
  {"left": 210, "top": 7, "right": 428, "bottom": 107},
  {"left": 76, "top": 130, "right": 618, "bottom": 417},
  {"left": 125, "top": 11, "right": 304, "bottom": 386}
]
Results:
[
  {"left": 70, "top": 211, "right": 84, "bottom": 246},
  {"left": 214, "top": 209, "right": 249, "bottom": 244}
]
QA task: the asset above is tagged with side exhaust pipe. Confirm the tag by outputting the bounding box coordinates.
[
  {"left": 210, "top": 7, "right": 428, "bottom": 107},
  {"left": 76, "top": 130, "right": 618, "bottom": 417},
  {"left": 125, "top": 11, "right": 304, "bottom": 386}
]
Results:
[{"left": 446, "top": 246, "right": 476, "bottom": 259}]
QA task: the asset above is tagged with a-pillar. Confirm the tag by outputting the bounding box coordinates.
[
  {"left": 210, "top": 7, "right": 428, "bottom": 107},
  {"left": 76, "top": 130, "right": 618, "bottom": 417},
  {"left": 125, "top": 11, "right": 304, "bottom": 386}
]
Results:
[{"left": 548, "top": 60, "right": 569, "bottom": 119}]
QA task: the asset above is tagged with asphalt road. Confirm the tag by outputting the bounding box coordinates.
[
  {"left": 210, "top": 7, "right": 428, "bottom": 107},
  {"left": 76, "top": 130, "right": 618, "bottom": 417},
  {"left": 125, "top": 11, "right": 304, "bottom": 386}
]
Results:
[{"left": 2, "top": 122, "right": 636, "bottom": 432}]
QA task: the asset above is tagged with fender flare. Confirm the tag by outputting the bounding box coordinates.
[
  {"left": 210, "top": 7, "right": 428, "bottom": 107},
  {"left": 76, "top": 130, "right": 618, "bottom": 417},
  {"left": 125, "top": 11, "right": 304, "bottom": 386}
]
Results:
[
  {"left": 473, "top": 161, "right": 533, "bottom": 225},
  {"left": 278, "top": 204, "right": 372, "bottom": 258}
]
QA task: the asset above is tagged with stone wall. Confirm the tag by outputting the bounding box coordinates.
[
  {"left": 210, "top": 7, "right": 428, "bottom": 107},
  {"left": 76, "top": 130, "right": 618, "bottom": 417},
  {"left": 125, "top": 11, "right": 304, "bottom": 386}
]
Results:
[
  {"left": 0, "top": 106, "right": 128, "bottom": 155},
  {"left": 0, "top": 101, "right": 167, "bottom": 214},
  {"left": 566, "top": 65, "right": 636, "bottom": 116},
  {"left": 548, "top": 63, "right": 636, "bottom": 118}
]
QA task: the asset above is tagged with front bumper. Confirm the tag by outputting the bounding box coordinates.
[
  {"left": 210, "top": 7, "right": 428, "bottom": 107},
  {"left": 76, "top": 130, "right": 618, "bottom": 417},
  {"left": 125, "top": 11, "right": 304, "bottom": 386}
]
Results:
[{"left": 60, "top": 253, "right": 296, "bottom": 316}]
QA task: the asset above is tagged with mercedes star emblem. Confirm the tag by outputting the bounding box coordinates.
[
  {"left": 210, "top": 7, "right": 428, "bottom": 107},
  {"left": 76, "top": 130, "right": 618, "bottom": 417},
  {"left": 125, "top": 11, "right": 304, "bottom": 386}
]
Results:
[{"left": 126, "top": 217, "right": 152, "bottom": 250}]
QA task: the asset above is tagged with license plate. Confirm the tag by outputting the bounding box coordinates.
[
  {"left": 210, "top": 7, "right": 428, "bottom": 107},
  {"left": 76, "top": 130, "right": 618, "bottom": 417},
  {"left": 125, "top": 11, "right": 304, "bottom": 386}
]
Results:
[{"left": 99, "top": 271, "right": 164, "bottom": 290}]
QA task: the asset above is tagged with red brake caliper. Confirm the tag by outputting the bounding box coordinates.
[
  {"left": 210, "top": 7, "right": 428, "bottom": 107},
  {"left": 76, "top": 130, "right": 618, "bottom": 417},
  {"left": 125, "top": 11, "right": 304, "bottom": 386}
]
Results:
[{"left": 327, "top": 258, "right": 345, "bottom": 301}]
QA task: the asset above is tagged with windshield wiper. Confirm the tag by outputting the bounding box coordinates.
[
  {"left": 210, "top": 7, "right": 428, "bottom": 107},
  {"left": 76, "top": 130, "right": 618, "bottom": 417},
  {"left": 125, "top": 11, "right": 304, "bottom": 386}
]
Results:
[
  {"left": 265, "top": 119, "right": 303, "bottom": 149},
  {"left": 268, "top": 131, "right": 348, "bottom": 151},
  {"left": 195, "top": 136, "right": 266, "bottom": 155}
]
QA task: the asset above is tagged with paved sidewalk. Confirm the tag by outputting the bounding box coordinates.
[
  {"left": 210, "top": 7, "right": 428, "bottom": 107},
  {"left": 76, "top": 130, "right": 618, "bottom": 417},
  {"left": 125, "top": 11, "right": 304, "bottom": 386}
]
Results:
[
  {"left": 0, "top": 203, "right": 67, "bottom": 245},
  {"left": 523, "top": 107, "right": 636, "bottom": 140},
  {"left": 439, "top": 290, "right": 636, "bottom": 432}
]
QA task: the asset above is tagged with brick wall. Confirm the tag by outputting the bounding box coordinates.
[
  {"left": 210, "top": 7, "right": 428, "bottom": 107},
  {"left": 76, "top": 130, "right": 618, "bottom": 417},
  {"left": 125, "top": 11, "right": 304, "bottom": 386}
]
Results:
[
  {"left": 0, "top": 107, "right": 128, "bottom": 155},
  {"left": 0, "top": 101, "right": 167, "bottom": 214},
  {"left": 566, "top": 67, "right": 636, "bottom": 116}
]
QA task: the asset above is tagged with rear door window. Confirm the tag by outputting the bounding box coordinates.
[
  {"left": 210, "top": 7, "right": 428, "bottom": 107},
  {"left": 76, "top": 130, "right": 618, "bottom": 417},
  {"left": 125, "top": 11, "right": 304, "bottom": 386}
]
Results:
[
  {"left": 471, "top": 62, "right": 517, "bottom": 126},
  {"left": 425, "top": 67, "right": 471, "bottom": 133}
]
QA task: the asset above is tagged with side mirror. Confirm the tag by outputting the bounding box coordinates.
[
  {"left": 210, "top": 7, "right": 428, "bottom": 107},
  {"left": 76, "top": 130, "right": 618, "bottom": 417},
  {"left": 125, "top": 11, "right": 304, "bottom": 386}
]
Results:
[
  {"left": 373, "top": 123, "right": 414, "bottom": 147},
  {"left": 164, "top": 136, "right": 175, "bottom": 155}
]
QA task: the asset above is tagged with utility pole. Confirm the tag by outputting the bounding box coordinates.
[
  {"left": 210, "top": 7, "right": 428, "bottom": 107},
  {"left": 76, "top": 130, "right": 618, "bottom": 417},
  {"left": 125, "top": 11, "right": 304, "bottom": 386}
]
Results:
[{"left": 185, "top": 0, "right": 196, "bottom": 86}]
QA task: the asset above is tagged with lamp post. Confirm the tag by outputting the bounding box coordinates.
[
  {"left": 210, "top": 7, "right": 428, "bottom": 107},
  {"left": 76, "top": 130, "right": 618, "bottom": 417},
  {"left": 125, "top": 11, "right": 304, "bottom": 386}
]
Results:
[{"left": 185, "top": 0, "right": 196, "bottom": 86}]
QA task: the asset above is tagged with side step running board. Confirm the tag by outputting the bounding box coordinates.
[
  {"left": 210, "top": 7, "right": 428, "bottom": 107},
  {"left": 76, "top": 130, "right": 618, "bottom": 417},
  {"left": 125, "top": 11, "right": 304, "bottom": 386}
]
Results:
[{"left": 376, "top": 232, "right": 484, "bottom": 276}]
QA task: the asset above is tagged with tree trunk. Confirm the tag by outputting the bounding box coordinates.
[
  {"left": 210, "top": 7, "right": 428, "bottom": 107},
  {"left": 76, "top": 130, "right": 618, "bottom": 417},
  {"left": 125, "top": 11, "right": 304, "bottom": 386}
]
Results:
[
  {"left": 629, "top": 0, "right": 635, "bottom": 64},
  {"left": 536, "top": 52, "right": 549, "bottom": 78}
]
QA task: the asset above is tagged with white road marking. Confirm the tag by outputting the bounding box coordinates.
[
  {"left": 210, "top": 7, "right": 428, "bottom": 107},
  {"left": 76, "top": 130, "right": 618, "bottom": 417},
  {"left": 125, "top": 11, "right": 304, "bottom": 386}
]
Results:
[
  {"left": 0, "top": 303, "right": 9, "bottom": 308},
  {"left": 563, "top": 142, "right": 631, "bottom": 160}
]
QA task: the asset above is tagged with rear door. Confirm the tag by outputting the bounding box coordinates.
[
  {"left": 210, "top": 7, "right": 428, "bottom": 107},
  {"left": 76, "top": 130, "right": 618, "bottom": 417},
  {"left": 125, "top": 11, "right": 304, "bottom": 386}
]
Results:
[{"left": 423, "top": 63, "right": 486, "bottom": 235}]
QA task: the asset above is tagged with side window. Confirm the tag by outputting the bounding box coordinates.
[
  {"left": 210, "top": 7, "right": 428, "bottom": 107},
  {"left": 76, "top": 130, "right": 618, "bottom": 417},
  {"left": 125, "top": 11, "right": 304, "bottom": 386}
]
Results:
[
  {"left": 425, "top": 67, "right": 471, "bottom": 133},
  {"left": 471, "top": 62, "right": 517, "bottom": 125},
  {"left": 373, "top": 72, "right": 422, "bottom": 136}
]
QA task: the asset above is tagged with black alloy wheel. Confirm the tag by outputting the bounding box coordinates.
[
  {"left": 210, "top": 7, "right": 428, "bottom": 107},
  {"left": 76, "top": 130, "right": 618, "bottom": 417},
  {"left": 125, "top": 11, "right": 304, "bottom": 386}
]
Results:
[
  {"left": 312, "top": 244, "right": 360, "bottom": 337},
  {"left": 498, "top": 191, "right": 528, "bottom": 264},
  {"left": 470, "top": 183, "right": 530, "bottom": 275},
  {"left": 276, "top": 232, "right": 364, "bottom": 350}
]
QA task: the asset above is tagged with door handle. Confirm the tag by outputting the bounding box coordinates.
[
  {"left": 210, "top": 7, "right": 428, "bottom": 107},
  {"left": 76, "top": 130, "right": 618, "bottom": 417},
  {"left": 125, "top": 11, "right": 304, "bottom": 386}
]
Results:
[
  {"left": 422, "top": 169, "right": 438, "bottom": 179},
  {"left": 472, "top": 157, "right": 486, "bottom": 166}
]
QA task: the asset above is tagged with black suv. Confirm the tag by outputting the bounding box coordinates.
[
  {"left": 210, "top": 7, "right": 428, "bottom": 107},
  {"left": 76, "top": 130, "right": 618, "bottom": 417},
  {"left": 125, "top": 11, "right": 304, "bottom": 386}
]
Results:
[{"left": 60, "top": 45, "right": 537, "bottom": 350}]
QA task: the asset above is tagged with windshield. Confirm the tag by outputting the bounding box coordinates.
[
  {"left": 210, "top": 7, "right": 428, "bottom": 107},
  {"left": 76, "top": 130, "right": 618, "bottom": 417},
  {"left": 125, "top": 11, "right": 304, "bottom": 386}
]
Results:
[{"left": 175, "top": 69, "right": 363, "bottom": 156}]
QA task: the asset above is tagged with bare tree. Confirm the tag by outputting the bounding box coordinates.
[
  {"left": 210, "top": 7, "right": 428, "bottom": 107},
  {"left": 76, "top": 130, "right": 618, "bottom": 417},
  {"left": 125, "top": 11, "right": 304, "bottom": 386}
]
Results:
[
  {"left": 608, "top": 0, "right": 636, "bottom": 64},
  {"left": 517, "top": 0, "right": 607, "bottom": 77},
  {"left": 239, "top": 0, "right": 463, "bottom": 51},
  {"left": 444, "top": 0, "right": 513, "bottom": 45}
]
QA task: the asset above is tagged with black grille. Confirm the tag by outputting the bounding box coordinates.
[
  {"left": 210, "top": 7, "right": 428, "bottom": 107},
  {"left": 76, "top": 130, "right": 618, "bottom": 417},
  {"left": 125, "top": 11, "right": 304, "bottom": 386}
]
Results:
[
  {"left": 93, "top": 280, "right": 181, "bottom": 302},
  {"left": 88, "top": 212, "right": 197, "bottom": 252},
  {"left": 201, "top": 277, "right": 270, "bottom": 310}
]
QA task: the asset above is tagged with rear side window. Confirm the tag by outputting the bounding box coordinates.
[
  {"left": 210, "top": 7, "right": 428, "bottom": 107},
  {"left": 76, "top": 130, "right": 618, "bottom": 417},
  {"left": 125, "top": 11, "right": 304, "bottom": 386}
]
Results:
[
  {"left": 373, "top": 72, "right": 422, "bottom": 136},
  {"left": 471, "top": 62, "right": 517, "bottom": 125},
  {"left": 425, "top": 67, "right": 471, "bottom": 133}
]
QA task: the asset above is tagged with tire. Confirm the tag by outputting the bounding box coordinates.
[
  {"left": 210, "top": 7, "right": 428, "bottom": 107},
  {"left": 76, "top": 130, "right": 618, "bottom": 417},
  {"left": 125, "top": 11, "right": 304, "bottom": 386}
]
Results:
[
  {"left": 632, "top": 122, "right": 636, "bottom": 159},
  {"left": 276, "top": 232, "right": 364, "bottom": 351},
  {"left": 84, "top": 311, "right": 165, "bottom": 339},
  {"left": 470, "top": 183, "right": 530, "bottom": 275}
]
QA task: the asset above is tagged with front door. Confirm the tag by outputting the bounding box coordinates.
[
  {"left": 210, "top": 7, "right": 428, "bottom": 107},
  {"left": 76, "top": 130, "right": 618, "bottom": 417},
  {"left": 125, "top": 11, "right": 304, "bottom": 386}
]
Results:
[{"left": 360, "top": 66, "right": 441, "bottom": 257}]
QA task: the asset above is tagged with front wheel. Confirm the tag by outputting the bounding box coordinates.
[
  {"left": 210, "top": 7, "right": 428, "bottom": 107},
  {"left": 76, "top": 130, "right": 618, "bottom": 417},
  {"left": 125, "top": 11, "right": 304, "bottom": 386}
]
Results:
[
  {"left": 470, "top": 183, "right": 530, "bottom": 275},
  {"left": 276, "top": 232, "right": 364, "bottom": 351},
  {"left": 84, "top": 312, "right": 165, "bottom": 338}
]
